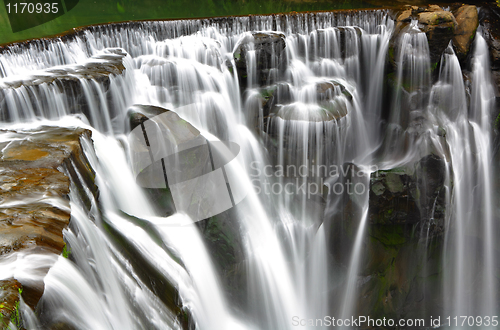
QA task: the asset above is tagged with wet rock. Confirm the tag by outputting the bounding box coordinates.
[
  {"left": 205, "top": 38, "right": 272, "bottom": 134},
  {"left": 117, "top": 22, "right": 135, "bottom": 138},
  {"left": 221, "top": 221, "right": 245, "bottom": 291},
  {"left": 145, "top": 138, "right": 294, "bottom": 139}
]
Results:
[
  {"left": 0, "top": 127, "right": 95, "bottom": 313},
  {"left": 369, "top": 154, "right": 446, "bottom": 236},
  {"left": 452, "top": 5, "right": 479, "bottom": 61},
  {"left": 0, "top": 279, "right": 22, "bottom": 330},
  {"left": 234, "top": 32, "right": 287, "bottom": 90},
  {"left": 196, "top": 208, "right": 246, "bottom": 309}
]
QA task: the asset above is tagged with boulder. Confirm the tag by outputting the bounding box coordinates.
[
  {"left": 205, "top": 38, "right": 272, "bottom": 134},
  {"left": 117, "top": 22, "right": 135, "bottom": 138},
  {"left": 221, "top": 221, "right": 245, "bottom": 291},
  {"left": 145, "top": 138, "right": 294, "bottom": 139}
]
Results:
[
  {"left": 418, "top": 10, "right": 457, "bottom": 65},
  {"left": 452, "top": 5, "right": 479, "bottom": 60},
  {"left": 234, "top": 32, "right": 287, "bottom": 90}
]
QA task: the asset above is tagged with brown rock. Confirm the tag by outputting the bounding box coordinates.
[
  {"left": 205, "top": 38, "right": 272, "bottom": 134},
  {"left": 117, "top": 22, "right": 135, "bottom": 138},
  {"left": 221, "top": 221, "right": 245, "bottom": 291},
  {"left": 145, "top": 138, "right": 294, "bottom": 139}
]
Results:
[
  {"left": 418, "top": 11, "right": 456, "bottom": 26},
  {"left": 0, "top": 127, "right": 95, "bottom": 314},
  {"left": 452, "top": 5, "right": 479, "bottom": 59},
  {"left": 397, "top": 9, "right": 412, "bottom": 22},
  {"left": 427, "top": 5, "right": 442, "bottom": 12}
]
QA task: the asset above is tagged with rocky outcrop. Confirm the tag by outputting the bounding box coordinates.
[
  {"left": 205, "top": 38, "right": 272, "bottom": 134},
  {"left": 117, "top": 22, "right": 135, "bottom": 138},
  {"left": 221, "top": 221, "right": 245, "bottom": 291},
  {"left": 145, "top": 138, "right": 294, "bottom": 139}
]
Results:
[
  {"left": 234, "top": 32, "right": 287, "bottom": 90},
  {"left": 0, "top": 127, "right": 95, "bottom": 324}
]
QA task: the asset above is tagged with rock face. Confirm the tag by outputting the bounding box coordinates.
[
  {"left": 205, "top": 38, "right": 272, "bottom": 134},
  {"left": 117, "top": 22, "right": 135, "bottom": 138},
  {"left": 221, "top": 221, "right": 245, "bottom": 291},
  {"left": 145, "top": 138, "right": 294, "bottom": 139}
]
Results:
[
  {"left": 0, "top": 127, "right": 95, "bottom": 322},
  {"left": 480, "top": 3, "right": 500, "bottom": 96},
  {"left": 325, "top": 154, "right": 447, "bottom": 321},
  {"left": 234, "top": 32, "right": 287, "bottom": 90}
]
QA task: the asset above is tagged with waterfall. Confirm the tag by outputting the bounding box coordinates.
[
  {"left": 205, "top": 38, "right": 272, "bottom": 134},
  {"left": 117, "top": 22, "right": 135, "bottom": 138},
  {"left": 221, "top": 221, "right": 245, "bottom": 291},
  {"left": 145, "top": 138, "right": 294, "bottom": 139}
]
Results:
[
  {"left": 0, "top": 6, "right": 498, "bottom": 330},
  {"left": 437, "top": 33, "right": 497, "bottom": 320}
]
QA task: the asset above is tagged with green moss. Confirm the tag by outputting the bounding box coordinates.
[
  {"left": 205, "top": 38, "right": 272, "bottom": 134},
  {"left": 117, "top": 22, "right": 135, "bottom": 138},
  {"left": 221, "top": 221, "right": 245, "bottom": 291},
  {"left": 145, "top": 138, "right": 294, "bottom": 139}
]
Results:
[
  {"left": 62, "top": 244, "right": 71, "bottom": 258},
  {"left": 370, "top": 225, "right": 406, "bottom": 248},
  {"left": 388, "top": 46, "right": 394, "bottom": 61},
  {"left": 495, "top": 112, "right": 500, "bottom": 130}
]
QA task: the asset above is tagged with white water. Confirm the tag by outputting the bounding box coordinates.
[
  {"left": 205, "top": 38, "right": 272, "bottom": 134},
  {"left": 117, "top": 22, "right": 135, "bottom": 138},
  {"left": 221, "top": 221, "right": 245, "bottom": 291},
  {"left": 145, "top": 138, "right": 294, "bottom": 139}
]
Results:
[{"left": 0, "top": 9, "right": 498, "bottom": 330}]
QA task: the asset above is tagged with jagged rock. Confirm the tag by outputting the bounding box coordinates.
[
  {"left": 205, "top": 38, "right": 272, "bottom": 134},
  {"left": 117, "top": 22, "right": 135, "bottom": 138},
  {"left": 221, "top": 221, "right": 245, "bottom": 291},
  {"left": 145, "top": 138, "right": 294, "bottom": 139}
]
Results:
[
  {"left": 452, "top": 5, "right": 479, "bottom": 60},
  {"left": 0, "top": 127, "right": 95, "bottom": 312},
  {"left": 234, "top": 32, "right": 287, "bottom": 90}
]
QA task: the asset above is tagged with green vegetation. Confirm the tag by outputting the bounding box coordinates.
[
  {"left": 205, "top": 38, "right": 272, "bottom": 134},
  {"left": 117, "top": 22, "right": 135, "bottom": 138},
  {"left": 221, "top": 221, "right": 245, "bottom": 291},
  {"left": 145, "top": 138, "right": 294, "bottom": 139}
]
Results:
[
  {"left": 62, "top": 243, "right": 70, "bottom": 258},
  {"left": 0, "top": 0, "right": 377, "bottom": 45},
  {"left": 0, "top": 288, "right": 23, "bottom": 330}
]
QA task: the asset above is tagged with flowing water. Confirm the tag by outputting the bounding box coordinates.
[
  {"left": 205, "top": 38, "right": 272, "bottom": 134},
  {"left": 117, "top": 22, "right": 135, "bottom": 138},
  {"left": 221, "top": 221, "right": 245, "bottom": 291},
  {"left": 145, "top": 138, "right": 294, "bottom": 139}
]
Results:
[{"left": 0, "top": 8, "right": 498, "bottom": 330}]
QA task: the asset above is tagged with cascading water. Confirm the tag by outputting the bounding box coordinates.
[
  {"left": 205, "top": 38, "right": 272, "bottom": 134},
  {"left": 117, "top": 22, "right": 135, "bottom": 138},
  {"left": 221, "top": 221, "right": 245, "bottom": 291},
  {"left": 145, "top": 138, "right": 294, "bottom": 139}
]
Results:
[{"left": 0, "top": 5, "right": 498, "bottom": 330}]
